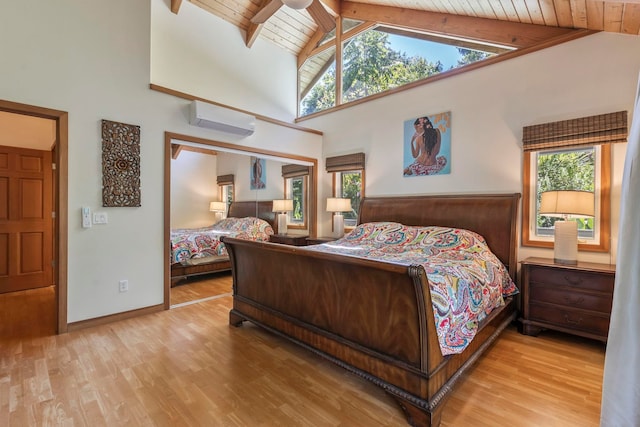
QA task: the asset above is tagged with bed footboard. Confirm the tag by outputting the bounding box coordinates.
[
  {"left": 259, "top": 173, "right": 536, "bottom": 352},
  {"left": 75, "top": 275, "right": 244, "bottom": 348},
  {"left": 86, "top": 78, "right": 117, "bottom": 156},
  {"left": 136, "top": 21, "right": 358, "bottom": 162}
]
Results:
[{"left": 222, "top": 237, "right": 516, "bottom": 427}]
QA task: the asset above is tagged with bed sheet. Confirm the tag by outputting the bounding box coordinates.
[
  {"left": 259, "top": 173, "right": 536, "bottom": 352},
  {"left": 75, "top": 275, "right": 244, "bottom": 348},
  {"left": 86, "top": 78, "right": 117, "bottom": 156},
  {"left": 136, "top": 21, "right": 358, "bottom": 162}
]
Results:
[
  {"left": 171, "top": 216, "right": 273, "bottom": 264},
  {"left": 305, "top": 221, "right": 517, "bottom": 355}
]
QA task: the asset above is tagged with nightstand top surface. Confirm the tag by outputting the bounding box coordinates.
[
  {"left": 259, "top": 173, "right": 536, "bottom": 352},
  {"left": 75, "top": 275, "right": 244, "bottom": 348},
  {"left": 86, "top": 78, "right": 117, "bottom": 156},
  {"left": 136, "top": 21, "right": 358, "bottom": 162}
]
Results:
[{"left": 521, "top": 256, "right": 616, "bottom": 273}]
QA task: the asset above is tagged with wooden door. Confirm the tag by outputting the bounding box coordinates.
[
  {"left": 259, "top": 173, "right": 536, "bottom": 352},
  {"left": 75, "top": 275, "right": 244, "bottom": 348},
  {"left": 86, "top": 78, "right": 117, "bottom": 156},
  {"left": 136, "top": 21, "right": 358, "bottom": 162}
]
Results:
[{"left": 0, "top": 145, "right": 53, "bottom": 293}]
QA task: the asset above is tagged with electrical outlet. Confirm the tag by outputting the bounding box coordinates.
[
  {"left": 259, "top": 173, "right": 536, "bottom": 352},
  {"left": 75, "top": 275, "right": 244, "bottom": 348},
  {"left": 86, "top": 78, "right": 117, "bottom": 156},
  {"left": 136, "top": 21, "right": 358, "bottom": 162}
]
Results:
[{"left": 119, "top": 279, "right": 128, "bottom": 293}]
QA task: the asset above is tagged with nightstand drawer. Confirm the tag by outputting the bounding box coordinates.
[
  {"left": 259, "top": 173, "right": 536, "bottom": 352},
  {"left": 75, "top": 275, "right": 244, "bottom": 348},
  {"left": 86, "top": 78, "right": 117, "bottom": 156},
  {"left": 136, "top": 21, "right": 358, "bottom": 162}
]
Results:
[
  {"left": 529, "top": 303, "right": 610, "bottom": 336},
  {"left": 520, "top": 257, "right": 615, "bottom": 342},
  {"left": 529, "top": 285, "right": 613, "bottom": 314},
  {"left": 529, "top": 266, "right": 614, "bottom": 292}
]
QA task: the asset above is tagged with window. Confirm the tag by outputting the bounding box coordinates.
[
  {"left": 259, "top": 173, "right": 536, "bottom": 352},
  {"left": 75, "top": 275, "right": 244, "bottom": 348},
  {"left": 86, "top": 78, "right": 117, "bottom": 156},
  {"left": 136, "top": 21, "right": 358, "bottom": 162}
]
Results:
[
  {"left": 521, "top": 111, "right": 628, "bottom": 252},
  {"left": 221, "top": 184, "right": 233, "bottom": 206},
  {"left": 282, "top": 164, "right": 310, "bottom": 230},
  {"left": 299, "top": 23, "right": 507, "bottom": 117},
  {"left": 326, "top": 153, "right": 365, "bottom": 230},
  {"left": 334, "top": 170, "right": 362, "bottom": 227},
  {"left": 523, "top": 146, "right": 608, "bottom": 250},
  {"left": 285, "top": 175, "right": 307, "bottom": 229},
  {"left": 217, "top": 174, "right": 234, "bottom": 212}
]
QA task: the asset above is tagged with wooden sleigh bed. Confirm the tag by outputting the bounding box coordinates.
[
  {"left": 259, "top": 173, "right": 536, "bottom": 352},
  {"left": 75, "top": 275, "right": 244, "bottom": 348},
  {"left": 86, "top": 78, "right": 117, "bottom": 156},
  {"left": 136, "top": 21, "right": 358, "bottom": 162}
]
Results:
[
  {"left": 170, "top": 200, "right": 277, "bottom": 284},
  {"left": 222, "top": 193, "right": 520, "bottom": 427}
]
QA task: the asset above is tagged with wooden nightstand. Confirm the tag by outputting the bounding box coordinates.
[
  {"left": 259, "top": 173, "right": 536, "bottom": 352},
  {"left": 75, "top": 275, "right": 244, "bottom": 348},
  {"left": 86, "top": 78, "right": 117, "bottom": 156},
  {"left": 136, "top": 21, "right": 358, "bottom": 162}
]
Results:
[
  {"left": 520, "top": 257, "right": 615, "bottom": 342},
  {"left": 306, "top": 236, "right": 337, "bottom": 245},
  {"left": 269, "top": 234, "right": 309, "bottom": 246}
]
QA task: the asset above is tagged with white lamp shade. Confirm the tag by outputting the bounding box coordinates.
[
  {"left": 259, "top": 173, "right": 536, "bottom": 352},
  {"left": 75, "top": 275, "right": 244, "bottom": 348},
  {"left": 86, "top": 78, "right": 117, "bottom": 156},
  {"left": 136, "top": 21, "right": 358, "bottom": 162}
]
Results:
[
  {"left": 272, "top": 199, "right": 294, "bottom": 213},
  {"left": 209, "top": 201, "right": 226, "bottom": 212},
  {"left": 539, "top": 190, "right": 594, "bottom": 218},
  {"left": 282, "top": 0, "right": 313, "bottom": 9},
  {"left": 326, "top": 197, "right": 352, "bottom": 212}
]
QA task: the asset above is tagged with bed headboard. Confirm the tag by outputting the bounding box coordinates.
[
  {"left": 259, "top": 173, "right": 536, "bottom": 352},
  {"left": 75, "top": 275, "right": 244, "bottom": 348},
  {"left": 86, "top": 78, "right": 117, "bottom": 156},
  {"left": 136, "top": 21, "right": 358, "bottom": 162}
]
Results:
[
  {"left": 358, "top": 193, "right": 520, "bottom": 280},
  {"left": 228, "top": 200, "right": 278, "bottom": 233}
]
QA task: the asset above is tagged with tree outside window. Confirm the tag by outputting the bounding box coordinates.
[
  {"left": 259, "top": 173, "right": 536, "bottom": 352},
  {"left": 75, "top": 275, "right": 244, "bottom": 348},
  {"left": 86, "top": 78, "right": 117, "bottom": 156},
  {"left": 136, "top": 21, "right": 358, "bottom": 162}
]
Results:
[
  {"left": 337, "top": 171, "right": 361, "bottom": 227},
  {"left": 536, "top": 148, "right": 595, "bottom": 239},
  {"left": 287, "top": 176, "right": 305, "bottom": 225}
]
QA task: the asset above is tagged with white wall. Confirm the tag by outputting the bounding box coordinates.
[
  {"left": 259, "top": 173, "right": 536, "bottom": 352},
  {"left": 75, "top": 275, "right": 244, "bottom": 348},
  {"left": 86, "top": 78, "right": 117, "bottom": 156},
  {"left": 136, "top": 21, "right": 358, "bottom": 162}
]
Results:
[
  {"left": 303, "top": 32, "right": 640, "bottom": 265},
  {"left": 151, "top": 0, "right": 297, "bottom": 121},
  {"left": 216, "top": 152, "right": 286, "bottom": 202},
  {"left": 0, "top": 0, "right": 321, "bottom": 323},
  {"left": 170, "top": 150, "right": 219, "bottom": 228},
  {"left": 2, "top": 0, "right": 637, "bottom": 323}
]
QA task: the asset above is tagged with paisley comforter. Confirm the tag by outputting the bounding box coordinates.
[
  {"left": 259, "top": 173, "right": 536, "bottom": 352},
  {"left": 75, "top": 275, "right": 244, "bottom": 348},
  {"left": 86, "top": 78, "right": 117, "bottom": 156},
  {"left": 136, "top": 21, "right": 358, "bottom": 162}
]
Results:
[
  {"left": 170, "top": 217, "right": 274, "bottom": 264},
  {"left": 306, "top": 222, "right": 518, "bottom": 355}
]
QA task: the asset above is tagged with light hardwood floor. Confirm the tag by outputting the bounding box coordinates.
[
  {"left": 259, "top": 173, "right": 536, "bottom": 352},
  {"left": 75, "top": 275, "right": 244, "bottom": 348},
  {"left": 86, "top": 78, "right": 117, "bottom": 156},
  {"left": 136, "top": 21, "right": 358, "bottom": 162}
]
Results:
[
  {"left": 1, "top": 278, "right": 605, "bottom": 426},
  {"left": 170, "top": 273, "right": 232, "bottom": 306}
]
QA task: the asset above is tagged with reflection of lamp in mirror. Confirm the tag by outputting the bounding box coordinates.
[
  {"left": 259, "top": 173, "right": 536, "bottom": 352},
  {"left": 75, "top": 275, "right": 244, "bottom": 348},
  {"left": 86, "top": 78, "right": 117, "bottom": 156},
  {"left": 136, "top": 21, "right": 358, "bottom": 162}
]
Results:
[
  {"left": 272, "top": 199, "right": 293, "bottom": 235},
  {"left": 209, "top": 201, "right": 226, "bottom": 222},
  {"left": 539, "top": 190, "right": 595, "bottom": 265},
  {"left": 326, "top": 197, "right": 352, "bottom": 238}
]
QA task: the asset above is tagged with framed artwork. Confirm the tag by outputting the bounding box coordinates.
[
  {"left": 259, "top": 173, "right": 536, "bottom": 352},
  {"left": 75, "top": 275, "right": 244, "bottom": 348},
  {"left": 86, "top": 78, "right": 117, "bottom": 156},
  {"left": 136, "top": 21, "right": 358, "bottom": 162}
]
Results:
[
  {"left": 403, "top": 111, "right": 451, "bottom": 177},
  {"left": 250, "top": 156, "right": 266, "bottom": 190},
  {"left": 102, "top": 119, "right": 141, "bottom": 207}
]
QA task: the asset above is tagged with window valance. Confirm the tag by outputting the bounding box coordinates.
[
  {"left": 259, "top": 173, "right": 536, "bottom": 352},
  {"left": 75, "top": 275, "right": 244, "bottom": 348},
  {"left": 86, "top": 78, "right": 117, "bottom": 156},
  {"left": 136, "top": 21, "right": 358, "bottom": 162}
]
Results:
[
  {"left": 216, "top": 174, "right": 234, "bottom": 186},
  {"left": 325, "top": 152, "right": 365, "bottom": 172},
  {"left": 522, "top": 111, "right": 627, "bottom": 152},
  {"left": 281, "top": 164, "right": 310, "bottom": 178}
]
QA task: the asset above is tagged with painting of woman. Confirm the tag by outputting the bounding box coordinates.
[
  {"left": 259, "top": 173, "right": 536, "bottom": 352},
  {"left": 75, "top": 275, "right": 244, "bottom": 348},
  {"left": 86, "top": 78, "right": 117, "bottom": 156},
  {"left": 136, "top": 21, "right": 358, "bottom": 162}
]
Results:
[{"left": 403, "top": 112, "right": 451, "bottom": 177}]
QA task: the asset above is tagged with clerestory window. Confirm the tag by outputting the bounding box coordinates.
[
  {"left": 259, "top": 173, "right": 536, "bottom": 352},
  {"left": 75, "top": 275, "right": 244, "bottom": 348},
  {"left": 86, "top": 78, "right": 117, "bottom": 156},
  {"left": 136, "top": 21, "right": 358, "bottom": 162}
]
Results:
[{"left": 300, "top": 23, "right": 509, "bottom": 117}]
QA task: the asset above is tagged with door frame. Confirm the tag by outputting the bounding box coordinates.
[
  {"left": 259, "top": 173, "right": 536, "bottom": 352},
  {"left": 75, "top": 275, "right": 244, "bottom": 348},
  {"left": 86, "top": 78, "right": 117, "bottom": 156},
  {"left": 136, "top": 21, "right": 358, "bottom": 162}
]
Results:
[{"left": 0, "top": 99, "right": 68, "bottom": 333}]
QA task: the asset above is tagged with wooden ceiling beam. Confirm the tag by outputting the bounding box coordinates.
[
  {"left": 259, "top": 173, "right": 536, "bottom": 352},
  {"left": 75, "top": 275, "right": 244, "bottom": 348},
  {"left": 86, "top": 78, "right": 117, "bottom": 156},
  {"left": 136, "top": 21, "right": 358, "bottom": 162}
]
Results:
[
  {"left": 171, "top": 144, "right": 183, "bottom": 159},
  {"left": 319, "top": 0, "right": 340, "bottom": 15},
  {"left": 171, "top": 144, "right": 219, "bottom": 159},
  {"left": 170, "top": 0, "right": 182, "bottom": 14},
  {"left": 246, "top": 22, "right": 263, "bottom": 48},
  {"left": 340, "top": 1, "right": 581, "bottom": 48},
  {"left": 298, "top": 20, "right": 376, "bottom": 69}
]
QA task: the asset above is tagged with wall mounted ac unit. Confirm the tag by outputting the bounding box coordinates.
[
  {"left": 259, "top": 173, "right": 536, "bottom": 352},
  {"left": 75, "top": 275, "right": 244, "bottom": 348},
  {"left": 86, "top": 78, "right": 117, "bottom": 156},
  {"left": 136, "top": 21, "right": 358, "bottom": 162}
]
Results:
[{"left": 189, "top": 100, "right": 256, "bottom": 136}]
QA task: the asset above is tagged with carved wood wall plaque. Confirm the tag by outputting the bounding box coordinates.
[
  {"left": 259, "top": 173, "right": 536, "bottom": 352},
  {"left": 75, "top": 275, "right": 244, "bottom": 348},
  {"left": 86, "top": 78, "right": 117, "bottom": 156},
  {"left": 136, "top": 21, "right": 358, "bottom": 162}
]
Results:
[{"left": 102, "top": 119, "right": 141, "bottom": 207}]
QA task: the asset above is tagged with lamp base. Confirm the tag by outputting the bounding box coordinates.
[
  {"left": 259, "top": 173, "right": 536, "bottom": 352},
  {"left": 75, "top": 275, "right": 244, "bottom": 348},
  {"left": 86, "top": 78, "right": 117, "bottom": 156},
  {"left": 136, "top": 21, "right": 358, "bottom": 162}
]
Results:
[
  {"left": 332, "top": 213, "right": 344, "bottom": 238},
  {"left": 554, "top": 220, "right": 578, "bottom": 265},
  {"left": 277, "top": 213, "right": 288, "bottom": 235}
]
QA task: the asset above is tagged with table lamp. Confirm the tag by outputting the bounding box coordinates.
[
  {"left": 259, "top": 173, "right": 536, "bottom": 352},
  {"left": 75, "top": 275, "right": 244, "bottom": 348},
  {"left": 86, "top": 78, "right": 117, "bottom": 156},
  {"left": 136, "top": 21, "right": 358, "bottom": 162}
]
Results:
[
  {"left": 539, "top": 190, "right": 595, "bottom": 265},
  {"left": 209, "top": 201, "right": 227, "bottom": 222},
  {"left": 326, "top": 197, "right": 352, "bottom": 238},
  {"left": 272, "top": 199, "right": 294, "bottom": 235}
]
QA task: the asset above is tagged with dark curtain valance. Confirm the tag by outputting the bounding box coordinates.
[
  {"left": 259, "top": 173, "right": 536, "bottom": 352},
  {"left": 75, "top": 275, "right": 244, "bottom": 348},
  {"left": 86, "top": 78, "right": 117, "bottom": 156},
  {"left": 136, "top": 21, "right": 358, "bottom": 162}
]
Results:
[
  {"left": 325, "top": 152, "right": 365, "bottom": 172},
  {"left": 216, "top": 174, "right": 234, "bottom": 186},
  {"left": 281, "top": 164, "right": 310, "bottom": 178},
  {"left": 522, "top": 111, "right": 627, "bottom": 152}
]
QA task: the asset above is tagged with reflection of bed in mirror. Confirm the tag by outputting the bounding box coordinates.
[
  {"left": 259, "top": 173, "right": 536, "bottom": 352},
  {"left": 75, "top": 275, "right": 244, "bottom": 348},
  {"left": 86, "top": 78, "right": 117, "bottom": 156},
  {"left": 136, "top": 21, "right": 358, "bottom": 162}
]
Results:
[
  {"left": 170, "top": 201, "right": 276, "bottom": 285},
  {"left": 223, "top": 193, "right": 520, "bottom": 427}
]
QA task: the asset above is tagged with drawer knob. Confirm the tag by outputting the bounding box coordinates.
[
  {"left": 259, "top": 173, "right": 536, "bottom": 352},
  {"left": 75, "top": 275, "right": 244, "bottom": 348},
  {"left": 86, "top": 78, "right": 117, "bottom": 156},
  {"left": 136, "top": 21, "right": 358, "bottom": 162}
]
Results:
[
  {"left": 564, "top": 275, "right": 583, "bottom": 286},
  {"left": 563, "top": 296, "right": 585, "bottom": 306},
  {"left": 564, "top": 314, "right": 583, "bottom": 325}
]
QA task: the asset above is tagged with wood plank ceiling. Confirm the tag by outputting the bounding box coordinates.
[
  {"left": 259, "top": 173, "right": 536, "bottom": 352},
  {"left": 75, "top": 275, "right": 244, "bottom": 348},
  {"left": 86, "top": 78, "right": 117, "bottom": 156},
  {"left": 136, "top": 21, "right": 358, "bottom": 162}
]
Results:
[
  {"left": 178, "top": 0, "right": 640, "bottom": 58},
  {"left": 171, "top": 0, "right": 640, "bottom": 113}
]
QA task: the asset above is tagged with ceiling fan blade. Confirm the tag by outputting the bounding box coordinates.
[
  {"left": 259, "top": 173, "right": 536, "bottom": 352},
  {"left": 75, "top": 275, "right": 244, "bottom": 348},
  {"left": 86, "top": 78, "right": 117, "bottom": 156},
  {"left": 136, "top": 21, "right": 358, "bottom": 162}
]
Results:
[
  {"left": 306, "top": 0, "right": 336, "bottom": 33},
  {"left": 251, "top": 0, "right": 283, "bottom": 24}
]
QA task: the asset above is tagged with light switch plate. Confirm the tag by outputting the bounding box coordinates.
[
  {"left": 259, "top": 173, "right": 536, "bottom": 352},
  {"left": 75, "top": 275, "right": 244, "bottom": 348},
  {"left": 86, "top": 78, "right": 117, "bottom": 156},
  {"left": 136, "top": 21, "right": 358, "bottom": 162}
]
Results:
[{"left": 93, "top": 212, "right": 108, "bottom": 224}]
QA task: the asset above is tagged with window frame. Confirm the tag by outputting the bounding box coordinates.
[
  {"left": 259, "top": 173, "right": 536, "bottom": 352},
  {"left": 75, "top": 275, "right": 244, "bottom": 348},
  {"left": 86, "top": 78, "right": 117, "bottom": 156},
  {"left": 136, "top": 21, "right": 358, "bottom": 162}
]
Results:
[
  {"left": 219, "top": 184, "right": 234, "bottom": 212},
  {"left": 521, "top": 144, "right": 610, "bottom": 252},
  {"left": 284, "top": 175, "right": 308, "bottom": 230},
  {"left": 332, "top": 168, "right": 365, "bottom": 231}
]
